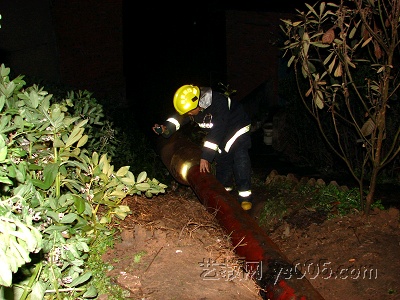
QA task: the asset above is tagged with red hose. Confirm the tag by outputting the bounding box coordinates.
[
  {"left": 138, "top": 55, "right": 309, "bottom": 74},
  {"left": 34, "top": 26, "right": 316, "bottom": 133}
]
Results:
[{"left": 156, "top": 132, "right": 325, "bottom": 300}]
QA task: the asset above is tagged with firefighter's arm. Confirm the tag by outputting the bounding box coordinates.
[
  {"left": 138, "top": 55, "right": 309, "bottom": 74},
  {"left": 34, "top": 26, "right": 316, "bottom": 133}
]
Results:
[{"left": 153, "top": 114, "right": 190, "bottom": 138}]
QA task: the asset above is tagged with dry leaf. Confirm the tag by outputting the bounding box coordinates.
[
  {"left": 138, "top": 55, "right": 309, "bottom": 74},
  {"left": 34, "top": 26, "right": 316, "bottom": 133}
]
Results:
[
  {"left": 329, "top": 56, "right": 337, "bottom": 74},
  {"left": 334, "top": 63, "right": 342, "bottom": 77},
  {"left": 362, "top": 36, "right": 373, "bottom": 48},
  {"left": 362, "top": 24, "right": 369, "bottom": 41},
  {"left": 360, "top": 118, "right": 375, "bottom": 136},
  {"left": 345, "top": 54, "right": 356, "bottom": 68},
  {"left": 322, "top": 28, "right": 335, "bottom": 44},
  {"left": 305, "top": 87, "right": 313, "bottom": 97},
  {"left": 314, "top": 90, "right": 324, "bottom": 109},
  {"left": 374, "top": 41, "right": 382, "bottom": 59}
]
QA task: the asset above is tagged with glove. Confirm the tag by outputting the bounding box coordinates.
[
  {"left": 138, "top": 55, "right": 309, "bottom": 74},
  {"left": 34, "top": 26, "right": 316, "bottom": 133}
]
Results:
[{"left": 152, "top": 124, "right": 165, "bottom": 135}]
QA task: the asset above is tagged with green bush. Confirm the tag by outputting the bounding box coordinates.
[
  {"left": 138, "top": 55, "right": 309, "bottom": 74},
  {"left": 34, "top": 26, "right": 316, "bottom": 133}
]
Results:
[{"left": 0, "top": 64, "right": 167, "bottom": 299}]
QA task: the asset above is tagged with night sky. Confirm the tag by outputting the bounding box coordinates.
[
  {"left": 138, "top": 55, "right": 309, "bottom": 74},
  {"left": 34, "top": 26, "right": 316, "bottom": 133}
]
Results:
[{"left": 127, "top": 2, "right": 227, "bottom": 128}]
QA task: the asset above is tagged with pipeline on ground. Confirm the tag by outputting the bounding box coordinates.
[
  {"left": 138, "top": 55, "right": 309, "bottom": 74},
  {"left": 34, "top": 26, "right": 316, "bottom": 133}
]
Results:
[{"left": 156, "top": 132, "right": 325, "bottom": 300}]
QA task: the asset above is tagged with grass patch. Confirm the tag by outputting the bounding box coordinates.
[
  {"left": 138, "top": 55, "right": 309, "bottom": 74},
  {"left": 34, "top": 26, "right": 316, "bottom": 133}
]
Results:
[
  {"left": 258, "top": 180, "right": 385, "bottom": 230},
  {"left": 87, "top": 232, "right": 129, "bottom": 299}
]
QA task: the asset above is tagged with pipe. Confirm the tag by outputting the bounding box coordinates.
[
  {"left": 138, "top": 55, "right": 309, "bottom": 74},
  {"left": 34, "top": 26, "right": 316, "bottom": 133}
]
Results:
[{"left": 156, "top": 132, "right": 325, "bottom": 300}]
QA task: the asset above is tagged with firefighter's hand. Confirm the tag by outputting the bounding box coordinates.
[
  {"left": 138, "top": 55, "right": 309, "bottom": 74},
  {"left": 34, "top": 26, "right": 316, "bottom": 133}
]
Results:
[
  {"left": 199, "top": 159, "right": 210, "bottom": 173},
  {"left": 152, "top": 124, "right": 165, "bottom": 135}
]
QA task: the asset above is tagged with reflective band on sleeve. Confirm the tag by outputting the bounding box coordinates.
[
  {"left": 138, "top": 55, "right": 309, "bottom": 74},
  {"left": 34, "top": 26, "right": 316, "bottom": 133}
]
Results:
[
  {"left": 238, "top": 190, "right": 252, "bottom": 197},
  {"left": 204, "top": 141, "right": 219, "bottom": 152},
  {"left": 225, "top": 187, "right": 233, "bottom": 192},
  {"left": 166, "top": 117, "right": 180, "bottom": 131},
  {"left": 224, "top": 124, "right": 251, "bottom": 152},
  {"left": 228, "top": 97, "right": 231, "bottom": 110}
]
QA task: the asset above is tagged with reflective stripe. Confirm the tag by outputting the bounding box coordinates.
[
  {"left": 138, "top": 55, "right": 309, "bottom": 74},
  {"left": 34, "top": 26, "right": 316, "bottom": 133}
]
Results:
[
  {"left": 238, "top": 190, "right": 252, "bottom": 197},
  {"left": 227, "top": 97, "right": 231, "bottom": 110},
  {"left": 225, "top": 187, "right": 233, "bottom": 192},
  {"left": 204, "top": 141, "right": 219, "bottom": 151},
  {"left": 224, "top": 124, "right": 251, "bottom": 152},
  {"left": 198, "top": 122, "right": 214, "bottom": 129},
  {"left": 166, "top": 117, "right": 180, "bottom": 131}
]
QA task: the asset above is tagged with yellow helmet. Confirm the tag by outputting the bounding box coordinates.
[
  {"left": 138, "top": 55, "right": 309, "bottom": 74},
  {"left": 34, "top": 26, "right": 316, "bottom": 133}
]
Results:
[{"left": 173, "top": 85, "right": 200, "bottom": 115}]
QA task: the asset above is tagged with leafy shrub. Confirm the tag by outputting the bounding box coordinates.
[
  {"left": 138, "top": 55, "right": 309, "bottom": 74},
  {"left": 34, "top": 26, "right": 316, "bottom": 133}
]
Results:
[{"left": 0, "top": 64, "right": 167, "bottom": 299}]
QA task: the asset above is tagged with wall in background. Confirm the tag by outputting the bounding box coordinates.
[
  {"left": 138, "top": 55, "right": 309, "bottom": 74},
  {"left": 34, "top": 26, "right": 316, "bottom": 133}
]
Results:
[
  {"left": 0, "top": 0, "right": 125, "bottom": 102},
  {"left": 225, "top": 10, "right": 293, "bottom": 105}
]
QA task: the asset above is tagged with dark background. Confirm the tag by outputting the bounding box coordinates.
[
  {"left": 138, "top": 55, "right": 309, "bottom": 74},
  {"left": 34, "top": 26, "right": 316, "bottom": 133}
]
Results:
[
  {"left": 3, "top": 0, "right": 388, "bottom": 187},
  {"left": 0, "top": 0, "right": 312, "bottom": 133},
  {"left": 128, "top": 1, "right": 308, "bottom": 131},
  {"left": 130, "top": 2, "right": 227, "bottom": 125}
]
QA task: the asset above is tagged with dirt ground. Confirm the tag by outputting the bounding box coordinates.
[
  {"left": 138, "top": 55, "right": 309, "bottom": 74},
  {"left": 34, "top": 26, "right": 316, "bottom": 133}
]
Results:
[{"left": 101, "top": 172, "right": 400, "bottom": 300}]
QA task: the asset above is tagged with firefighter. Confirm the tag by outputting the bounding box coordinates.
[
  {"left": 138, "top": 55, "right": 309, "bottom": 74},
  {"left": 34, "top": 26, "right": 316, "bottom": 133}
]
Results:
[{"left": 152, "top": 84, "right": 253, "bottom": 210}]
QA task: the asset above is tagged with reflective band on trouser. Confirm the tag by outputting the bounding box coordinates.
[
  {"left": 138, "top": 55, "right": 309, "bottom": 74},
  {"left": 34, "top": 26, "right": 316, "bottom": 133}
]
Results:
[
  {"left": 166, "top": 117, "right": 180, "bottom": 131},
  {"left": 238, "top": 190, "right": 252, "bottom": 198},
  {"left": 225, "top": 187, "right": 233, "bottom": 192},
  {"left": 203, "top": 141, "right": 219, "bottom": 152},
  {"left": 224, "top": 124, "right": 251, "bottom": 152}
]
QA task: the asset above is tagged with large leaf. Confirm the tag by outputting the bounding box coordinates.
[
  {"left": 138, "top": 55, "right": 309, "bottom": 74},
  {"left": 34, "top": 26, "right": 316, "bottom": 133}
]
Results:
[
  {"left": 28, "top": 89, "right": 40, "bottom": 108},
  {"left": 120, "top": 177, "right": 135, "bottom": 186},
  {"left": 0, "top": 257, "right": 12, "bottom": 286},
  {"left": 60, "top": 213, "right": 78, "bottom": 224},
  {"left": 77, "top": 134, "right": 88, "bottom": 148},
  {"left": 12, "top": 220, "right": 42, "bottom": 252},
  {"left": 30, "top": 281, "right": 46, "bottom": 300},
  {"left": 69, "top": 272, "right": 92, "bottom": 287},
  {"left": 73, "top": 195, "right": 86, "bottom": 214},
  {"left": 137, "top": 171, "right": 147, "bottom": 183},
  {"left": 53, "top": 137, "right": 65, "bottom": 148},
  {"left": 116, "top": 166, "right": 130, "bottom": 177},
  {"left": 136, "top": 182, "right": 151, "bottom": 191},
  {"left": 0, "top": 113, "right": 10, "bottom": 131},
  {"left": 0, "top": 81, "right": 15, "bottom": 98},
  {"left": 0, "top": 145, "right": 7, "bottom": 162},
  {"left": 83, "top": 286, "right": 98, "bottom": 298},
  {"left": 31, "top": 162, "right": 59, "bottom": 190},
  {"left": 65, "top": 127, "right": 85, "bottom": 148}
]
